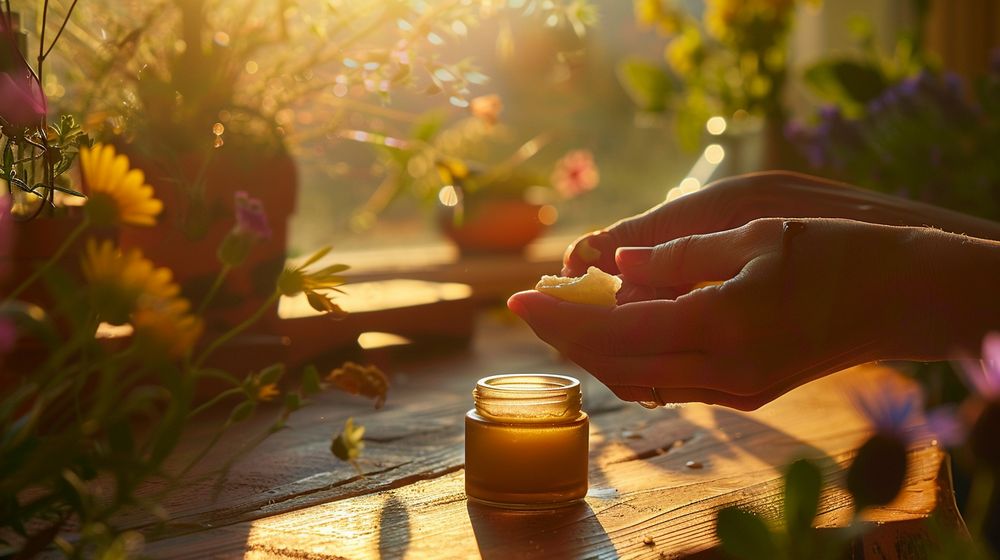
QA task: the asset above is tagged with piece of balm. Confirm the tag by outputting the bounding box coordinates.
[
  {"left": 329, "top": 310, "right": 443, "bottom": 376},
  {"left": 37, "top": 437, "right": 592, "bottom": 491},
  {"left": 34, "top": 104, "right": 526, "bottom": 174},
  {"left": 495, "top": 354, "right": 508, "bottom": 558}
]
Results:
[{"left": 535, "top": 266, "right": 622, "bottom": 307}]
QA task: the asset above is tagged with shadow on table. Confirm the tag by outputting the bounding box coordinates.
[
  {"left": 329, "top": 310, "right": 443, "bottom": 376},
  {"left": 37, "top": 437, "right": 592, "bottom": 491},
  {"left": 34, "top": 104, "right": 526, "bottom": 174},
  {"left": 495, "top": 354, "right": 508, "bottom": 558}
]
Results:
[
  {"left": 467, "top": 501, "right": 617, "bottom": 560},
  {"left": 378, "top": 494, "right": 411, "bottom": 560},
  {"left": 587, "top": 402, "right": 838, "bottom": 486}
]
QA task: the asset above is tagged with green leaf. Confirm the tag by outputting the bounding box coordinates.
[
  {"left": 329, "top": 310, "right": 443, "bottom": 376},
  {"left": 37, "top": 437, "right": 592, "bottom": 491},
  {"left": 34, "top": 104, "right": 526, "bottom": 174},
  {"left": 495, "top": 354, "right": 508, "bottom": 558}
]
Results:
[
  {"left": 301, "top": 365, "right": 322, "bottom": 396},
  {"left": 330, "top": 417, "right": 365, "bottom": 462},
  {"left": 284, "top": 392, "right": 302, "bottom": 412},
  {"left": 228, "top": 401, "right": 256, "bottom": 424},
  {"left": 257, "top": 363, "right": 285, "bottom": 386},
  {"left": 784, "top": 459, "right": 822, "bottom": 538},
  {"left": 716, "top": 507, "right": 780, "bottom": 560},
  {"left": 617, "top": 57, "right": 672, "bottom": 112},
  {"left": 803, "top": 60, "right": 887, "bottom": 107},
  {"left": 410, "top": 110, "right": 446, "bottom": 142}
]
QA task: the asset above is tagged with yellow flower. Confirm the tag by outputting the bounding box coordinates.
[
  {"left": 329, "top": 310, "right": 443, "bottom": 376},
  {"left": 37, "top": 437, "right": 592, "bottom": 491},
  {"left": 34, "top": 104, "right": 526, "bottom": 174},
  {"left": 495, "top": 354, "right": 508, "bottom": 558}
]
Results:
[
  {"left": 256, "top": 383, "right": 280, "bottom": 402},
  {"left": 132, "top": 297, "right": 204, "bottom": 358},
  {"left": 81, "top": 143, "right": 163, "bottom": 227},
  {"left": 81, "top": 238, "right": 202, "bottom": 357},
  {"left": 665, "top": 28, "right": 703, "bottom": 77},
  {"left": 277, "top": 246, "right": 349, "bottom": 318},
  {"left": 82, "top": 239, "right": 179, "bottom": 324}
]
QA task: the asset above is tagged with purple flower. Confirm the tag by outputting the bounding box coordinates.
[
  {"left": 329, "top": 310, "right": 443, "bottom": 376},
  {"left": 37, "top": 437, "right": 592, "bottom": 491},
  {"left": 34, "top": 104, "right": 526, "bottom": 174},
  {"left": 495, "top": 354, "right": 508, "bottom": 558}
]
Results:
[
  {"left": 851, "top": 385, "right": 919, "bottom": 440},
  {"left": 956, "top": 331, "right": 1000, "bottom": 399},
  {"left": 924, "top": 405, "right": 966, "bottom": 447},
  {"left": 848, "top": 385, "right": 919, "bottom": 510},
  {"left": 234, "top": 191, "right": 271, "bottom": 240},
  {"left": 899, "top": 77, "right": 920, "bottom": 98},
  {"left": 0, "top": 17, "right": 46, "bottom": 129}
]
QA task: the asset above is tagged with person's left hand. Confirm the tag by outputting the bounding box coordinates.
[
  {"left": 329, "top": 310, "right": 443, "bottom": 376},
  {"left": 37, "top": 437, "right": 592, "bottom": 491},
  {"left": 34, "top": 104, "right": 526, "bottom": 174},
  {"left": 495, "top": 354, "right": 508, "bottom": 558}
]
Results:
[{"left": 508, "top": 217, "right": 938, "bottom": 410}]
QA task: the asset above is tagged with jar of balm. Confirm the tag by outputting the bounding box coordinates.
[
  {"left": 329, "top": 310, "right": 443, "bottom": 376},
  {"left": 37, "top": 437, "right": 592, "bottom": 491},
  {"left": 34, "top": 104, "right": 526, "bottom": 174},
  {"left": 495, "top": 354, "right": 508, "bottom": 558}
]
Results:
[{"left": 465, "top": 374, "right": 589, "bottom": 509}]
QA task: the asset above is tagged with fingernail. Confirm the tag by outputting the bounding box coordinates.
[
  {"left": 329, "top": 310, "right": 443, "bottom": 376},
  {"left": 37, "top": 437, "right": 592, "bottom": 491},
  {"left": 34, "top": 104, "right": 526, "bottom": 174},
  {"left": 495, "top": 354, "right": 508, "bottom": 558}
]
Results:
[
  {"left": 506, "top": 295, "right": 531, "bottom": 321},
  {"left": 615, "top": 247, "right": 652, "bottom": 270}
]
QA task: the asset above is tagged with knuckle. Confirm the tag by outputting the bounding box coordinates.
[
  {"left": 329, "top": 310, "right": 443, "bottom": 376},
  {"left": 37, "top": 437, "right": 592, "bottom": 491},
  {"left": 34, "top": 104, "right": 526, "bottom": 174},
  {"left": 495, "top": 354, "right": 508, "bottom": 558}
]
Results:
[{"left": 657, "top": 235, "right": 692, "bottom": 271}]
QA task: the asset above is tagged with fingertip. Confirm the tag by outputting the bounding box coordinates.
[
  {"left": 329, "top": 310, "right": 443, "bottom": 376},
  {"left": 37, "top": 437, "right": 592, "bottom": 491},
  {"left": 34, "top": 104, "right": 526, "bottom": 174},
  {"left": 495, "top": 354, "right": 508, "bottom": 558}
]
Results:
[
  {"left": 615, "top": 246, "right": 654, "bottom": 285},
  {"left": 563, "top": 232, "right": 616, "bottom": 276},
  {"left": 506, "top": 291, "right": 533, "bottom": 321}
]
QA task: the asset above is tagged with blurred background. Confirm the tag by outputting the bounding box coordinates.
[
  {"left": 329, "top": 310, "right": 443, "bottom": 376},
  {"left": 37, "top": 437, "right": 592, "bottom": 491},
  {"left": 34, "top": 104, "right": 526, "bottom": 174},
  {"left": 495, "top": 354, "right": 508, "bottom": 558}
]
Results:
[{"left": 21, "top": 0, "right": 994, "bottom": 259}]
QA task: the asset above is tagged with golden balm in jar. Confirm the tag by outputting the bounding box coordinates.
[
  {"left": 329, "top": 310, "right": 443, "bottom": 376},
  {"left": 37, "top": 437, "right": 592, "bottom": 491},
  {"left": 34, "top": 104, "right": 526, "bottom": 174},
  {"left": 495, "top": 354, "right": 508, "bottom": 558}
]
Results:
[{"left": 465, "top": 374, "right": 589, "bottom": 509}]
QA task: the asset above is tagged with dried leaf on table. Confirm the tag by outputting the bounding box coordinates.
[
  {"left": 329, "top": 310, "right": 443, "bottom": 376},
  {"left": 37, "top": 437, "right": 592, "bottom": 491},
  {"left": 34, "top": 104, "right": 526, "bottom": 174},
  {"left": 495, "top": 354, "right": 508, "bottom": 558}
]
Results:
[{"left": 326, "top": 362, "right": 389, "bottom": 409}]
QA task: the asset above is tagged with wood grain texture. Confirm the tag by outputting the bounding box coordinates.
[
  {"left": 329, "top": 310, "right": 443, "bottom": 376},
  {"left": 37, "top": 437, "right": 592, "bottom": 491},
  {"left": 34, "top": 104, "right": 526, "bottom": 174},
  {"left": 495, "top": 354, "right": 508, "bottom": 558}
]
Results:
[{"left": 136, "top": 319, "right": 950, "bottom": 559}]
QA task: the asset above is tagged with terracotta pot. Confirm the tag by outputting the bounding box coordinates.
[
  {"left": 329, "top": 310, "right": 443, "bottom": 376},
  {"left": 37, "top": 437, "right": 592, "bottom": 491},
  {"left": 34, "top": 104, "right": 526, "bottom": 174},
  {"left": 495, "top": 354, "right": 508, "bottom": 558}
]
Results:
[
  {"left": 118, "top": 137, "right": 297, "bottom": 330},
  {"left": 2, "top": 208, "right": 115, "bottom": 306},
  {"left": 439, "top": 198, "right": 547, "bottom": 255}
]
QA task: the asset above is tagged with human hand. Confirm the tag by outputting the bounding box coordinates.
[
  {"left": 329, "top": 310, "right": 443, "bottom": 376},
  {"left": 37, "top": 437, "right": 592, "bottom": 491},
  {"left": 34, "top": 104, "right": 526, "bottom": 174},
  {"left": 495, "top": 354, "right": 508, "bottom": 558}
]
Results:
[
  {"left": 562, "top": 171, "right": 1000, "bottom": 279},
  {"left": 513, "top": 218, "right": 944, "bottom": 410}
]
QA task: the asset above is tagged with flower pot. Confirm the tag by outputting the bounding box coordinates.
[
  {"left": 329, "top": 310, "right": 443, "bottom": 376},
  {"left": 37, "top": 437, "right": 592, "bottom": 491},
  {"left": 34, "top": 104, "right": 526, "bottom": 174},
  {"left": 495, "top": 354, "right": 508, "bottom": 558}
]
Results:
[
  {"left": 118, "top": 137, "right": 297, "bottom": 330},
  {"left": 1, "top": 208, "right": 109, "bottom": 305},
  {"left": 439, "top": 198, "right": 547, "bottom": 256}
]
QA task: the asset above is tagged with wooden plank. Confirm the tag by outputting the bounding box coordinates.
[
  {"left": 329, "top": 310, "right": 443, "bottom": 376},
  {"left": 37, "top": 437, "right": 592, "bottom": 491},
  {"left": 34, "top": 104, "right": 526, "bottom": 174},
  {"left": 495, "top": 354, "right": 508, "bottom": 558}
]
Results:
[{"left": 142, "top": 358, "right": 947, "bottom": 559}]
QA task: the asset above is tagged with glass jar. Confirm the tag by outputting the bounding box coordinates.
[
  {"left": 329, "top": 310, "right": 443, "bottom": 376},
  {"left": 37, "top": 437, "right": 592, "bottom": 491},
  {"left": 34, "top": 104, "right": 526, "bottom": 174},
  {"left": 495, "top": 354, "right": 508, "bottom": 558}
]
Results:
[{"left": 465, "top": 374, "right": 589, "bottom": 509}]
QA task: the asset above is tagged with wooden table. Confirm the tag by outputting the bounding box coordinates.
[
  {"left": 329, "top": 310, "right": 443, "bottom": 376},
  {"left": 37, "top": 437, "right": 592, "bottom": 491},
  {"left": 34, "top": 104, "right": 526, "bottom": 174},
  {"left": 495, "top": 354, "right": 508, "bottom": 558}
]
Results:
[{"left": 137, "top": 315, "right": 958, "bottom": 559}]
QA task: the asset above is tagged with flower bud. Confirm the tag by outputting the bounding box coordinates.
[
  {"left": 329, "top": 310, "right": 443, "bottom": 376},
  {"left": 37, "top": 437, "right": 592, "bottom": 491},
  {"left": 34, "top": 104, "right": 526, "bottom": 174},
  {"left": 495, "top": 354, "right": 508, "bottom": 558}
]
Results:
[{"left": 846, "top": 433, "right": 908, "bottom": 512}]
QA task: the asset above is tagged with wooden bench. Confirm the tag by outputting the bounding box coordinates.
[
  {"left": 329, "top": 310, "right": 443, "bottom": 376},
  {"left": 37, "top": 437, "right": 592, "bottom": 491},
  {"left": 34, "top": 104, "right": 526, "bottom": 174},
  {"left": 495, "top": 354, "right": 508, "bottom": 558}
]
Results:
[{"left": 135, "top": 315, "right": 960, "bottom": 559}]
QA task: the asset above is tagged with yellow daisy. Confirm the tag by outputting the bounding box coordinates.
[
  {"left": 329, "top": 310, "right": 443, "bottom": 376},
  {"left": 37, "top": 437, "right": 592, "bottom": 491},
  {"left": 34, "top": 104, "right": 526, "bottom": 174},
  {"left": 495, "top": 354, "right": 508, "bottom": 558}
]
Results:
[
  {"left": 277, "top": 246, "right": 350, "bottom": 318},
  {"left": 82, "top": 239, "right": 179, "bottom": 324},
  {"left": 132, "top": 297, "right": 204, "bottom": 359},
  {"left": 81, "top": 239, "right": 202, "bottom": 357},
  {"left": 81, "top": 143, "right": 163, "bottom": 227}
]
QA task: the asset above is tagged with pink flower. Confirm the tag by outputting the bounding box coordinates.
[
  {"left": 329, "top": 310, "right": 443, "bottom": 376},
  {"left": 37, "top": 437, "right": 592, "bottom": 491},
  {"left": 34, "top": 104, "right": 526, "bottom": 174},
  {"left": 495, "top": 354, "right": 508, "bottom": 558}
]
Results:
[
  {"left": 551, "top": 150, "right": 599, "bottom": 199},
  {"left": 234, "top": 191, "right": 271, "bottom": 240},
  {"left": 0, "top": 18, "right": 46, "bottom": 129},
  {"left": 470, "top": 94, "right": 503, "bottom": 125},
  {"left": 956, "top": 332, "right": 1000, "bottom": 398}
]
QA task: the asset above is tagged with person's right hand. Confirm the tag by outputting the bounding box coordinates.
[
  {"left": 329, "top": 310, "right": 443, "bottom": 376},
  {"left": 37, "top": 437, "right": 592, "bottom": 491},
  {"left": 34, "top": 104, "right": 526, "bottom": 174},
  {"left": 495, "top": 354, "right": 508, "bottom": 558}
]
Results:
[{"left": 562, "top": 171, "right": 1000, "bottom": 278}]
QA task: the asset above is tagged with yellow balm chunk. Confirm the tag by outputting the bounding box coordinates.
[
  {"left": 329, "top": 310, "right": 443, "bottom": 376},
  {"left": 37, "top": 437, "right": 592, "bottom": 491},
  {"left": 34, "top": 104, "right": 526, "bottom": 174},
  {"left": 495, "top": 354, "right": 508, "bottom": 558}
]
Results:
[{"left": 535, "top": 266, "right": 622, "bottom": 307}]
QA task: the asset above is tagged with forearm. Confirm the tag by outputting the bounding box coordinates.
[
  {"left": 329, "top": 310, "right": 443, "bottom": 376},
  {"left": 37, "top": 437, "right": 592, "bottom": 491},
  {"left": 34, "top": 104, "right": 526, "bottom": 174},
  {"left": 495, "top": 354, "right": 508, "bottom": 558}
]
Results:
[
  {"left": 735, "top": 172, "right": 1000, "bottom": 241},
  {"left": 908, "top": 230, "right": 1000, "bottom": 358}
]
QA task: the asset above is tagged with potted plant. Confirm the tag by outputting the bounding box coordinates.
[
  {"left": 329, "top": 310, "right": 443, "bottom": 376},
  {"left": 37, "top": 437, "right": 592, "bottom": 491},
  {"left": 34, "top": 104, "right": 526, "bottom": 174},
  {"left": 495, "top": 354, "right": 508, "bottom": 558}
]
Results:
[
  {"left": 347, "top": 97, "right": 600, "bottom": 255},
  {"left": 617, "top": 0, "right": 808, "bottom": 169}
]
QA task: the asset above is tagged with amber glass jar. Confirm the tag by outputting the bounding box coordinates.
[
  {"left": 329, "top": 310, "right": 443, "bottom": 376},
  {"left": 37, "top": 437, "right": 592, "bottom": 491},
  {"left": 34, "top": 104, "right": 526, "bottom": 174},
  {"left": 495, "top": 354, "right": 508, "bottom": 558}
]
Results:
[{"left": 465, "top": 374, "right": 589, "bottom": 509}]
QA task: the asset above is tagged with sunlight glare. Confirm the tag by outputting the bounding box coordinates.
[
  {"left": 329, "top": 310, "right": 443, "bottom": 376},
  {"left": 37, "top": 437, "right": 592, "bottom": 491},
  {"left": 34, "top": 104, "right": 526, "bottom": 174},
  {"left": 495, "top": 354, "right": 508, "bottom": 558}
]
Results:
[
  {"left": 704, "top": 144, "right": 725, "bottom": 165},
  {"left": 438, "top": 185, "right": 460, "bottom": 207},
  {"left": 706, "top": 116, "right": 727, "bottom": 135}
]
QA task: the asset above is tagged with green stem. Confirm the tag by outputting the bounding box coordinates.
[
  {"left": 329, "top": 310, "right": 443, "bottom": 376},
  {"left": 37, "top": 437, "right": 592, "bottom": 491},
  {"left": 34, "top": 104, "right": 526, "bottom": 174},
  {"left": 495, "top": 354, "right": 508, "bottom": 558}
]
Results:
[
  {"left": 188, "top": 387, "right": 244, "bottom": 419},
  {"left": 196, "top": 265, "right": 230, "bottom": 315},
  {"left": 964, "top": 468, "right": 994, "bottom": 539},
  {"left": 192, "top": 291, "right": 279, "bottom": 369},
  {"left": 175, "top": 420, "right": 229, "bottom": 479},
  {"left": 4, "top": 218, "right": 87, "bottom": 302}
]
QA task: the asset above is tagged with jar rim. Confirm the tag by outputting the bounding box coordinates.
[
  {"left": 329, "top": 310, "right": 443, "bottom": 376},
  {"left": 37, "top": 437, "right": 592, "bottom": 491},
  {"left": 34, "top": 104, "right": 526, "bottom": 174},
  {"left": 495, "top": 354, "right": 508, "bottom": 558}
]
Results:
[
  {"left": 477, "top": 373, "right": 580, "bottom": 393},
  {"left": 473, "top": 374, "right": 582, "bottom": 422}
]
